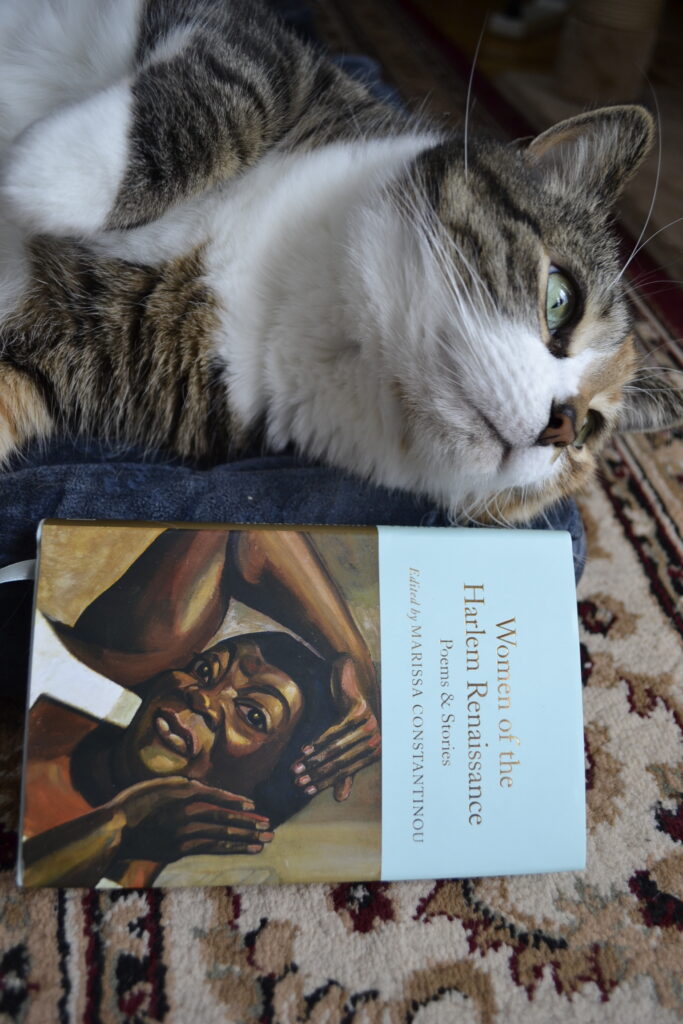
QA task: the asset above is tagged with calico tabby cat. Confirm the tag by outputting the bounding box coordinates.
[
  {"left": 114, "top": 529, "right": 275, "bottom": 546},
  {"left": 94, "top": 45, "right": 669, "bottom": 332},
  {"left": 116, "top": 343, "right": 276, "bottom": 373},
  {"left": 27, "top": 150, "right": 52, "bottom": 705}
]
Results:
[{"left": 0, "top": 0, "right": 680, "bottom": 522}]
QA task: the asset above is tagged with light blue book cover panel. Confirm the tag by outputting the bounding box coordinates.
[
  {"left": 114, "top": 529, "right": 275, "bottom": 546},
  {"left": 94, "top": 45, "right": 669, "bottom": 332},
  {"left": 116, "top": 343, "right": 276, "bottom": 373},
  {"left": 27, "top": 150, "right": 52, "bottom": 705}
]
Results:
[{"left": 378, "top": 527, "right": 585, "bottom": 880}]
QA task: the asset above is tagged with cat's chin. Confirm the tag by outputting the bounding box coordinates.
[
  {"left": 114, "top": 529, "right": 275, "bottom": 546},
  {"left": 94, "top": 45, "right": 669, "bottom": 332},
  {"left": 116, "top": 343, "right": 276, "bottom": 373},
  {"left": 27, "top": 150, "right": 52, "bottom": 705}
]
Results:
[
  {"left": 494, "top": 444, "right": 561, "bottom": 493},
  {"left": 458, "top": 445, "right": 598, "bottom": 525},
  {"left": 426, "top": 445, "right": 569, "bottom": 525}
]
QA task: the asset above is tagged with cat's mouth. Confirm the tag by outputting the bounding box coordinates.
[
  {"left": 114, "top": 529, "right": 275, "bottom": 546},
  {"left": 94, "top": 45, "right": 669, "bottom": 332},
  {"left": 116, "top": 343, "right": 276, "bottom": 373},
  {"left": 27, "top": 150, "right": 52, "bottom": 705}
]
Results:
[{"left": 495, "top": 444, "right": 561, "bottom": 491}]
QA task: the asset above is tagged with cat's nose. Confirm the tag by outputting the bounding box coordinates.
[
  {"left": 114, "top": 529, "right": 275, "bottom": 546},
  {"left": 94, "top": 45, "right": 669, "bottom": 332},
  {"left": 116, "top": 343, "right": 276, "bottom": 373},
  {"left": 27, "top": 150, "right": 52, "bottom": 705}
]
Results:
[{"left": 536, "top": 404, "right": 577, "bottom": 447}]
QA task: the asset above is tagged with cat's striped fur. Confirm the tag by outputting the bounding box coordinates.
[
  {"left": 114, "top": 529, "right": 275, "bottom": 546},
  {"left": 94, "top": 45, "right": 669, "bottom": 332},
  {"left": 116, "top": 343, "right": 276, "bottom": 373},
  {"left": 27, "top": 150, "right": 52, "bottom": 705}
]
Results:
[
  {"left": 3, "top": 237, "right": 231, "bottom": 460},
  {"left": 0, "top": 0, "right": 681, "bottom": 521}
]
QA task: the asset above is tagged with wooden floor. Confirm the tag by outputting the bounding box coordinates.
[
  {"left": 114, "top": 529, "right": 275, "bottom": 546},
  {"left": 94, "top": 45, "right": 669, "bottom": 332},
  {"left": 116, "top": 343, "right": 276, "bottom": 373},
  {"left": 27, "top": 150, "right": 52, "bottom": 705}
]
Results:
[
  {"left": 410, "top": 0, "right": 563, "bottom": 77},
  {"left": 417, "top": 0, "right": 683, "bottom": 286}
]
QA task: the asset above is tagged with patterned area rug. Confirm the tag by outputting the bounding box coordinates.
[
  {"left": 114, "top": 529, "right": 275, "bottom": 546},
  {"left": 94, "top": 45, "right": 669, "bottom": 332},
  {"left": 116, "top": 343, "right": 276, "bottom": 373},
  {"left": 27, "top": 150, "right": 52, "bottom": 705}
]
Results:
[{"left": 1, "top": 2, "right": 682, "bottom": 1021}]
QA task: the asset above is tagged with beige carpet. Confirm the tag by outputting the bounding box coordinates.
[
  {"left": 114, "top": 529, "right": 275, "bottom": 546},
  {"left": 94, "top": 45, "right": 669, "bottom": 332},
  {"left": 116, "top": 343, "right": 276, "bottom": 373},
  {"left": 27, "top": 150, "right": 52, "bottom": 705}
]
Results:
[{"left": 0, "top": 2, "right": 681, "bottom": 1021}]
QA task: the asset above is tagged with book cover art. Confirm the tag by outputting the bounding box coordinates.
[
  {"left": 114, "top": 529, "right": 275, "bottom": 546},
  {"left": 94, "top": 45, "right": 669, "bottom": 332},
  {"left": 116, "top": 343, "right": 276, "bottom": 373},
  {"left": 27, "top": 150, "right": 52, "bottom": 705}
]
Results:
[
  {"left": 20, "top": 521, "right": 586, "bottom": 888},
  {"left": 21, "top": 523, "right": 382, "bottom": 887}
]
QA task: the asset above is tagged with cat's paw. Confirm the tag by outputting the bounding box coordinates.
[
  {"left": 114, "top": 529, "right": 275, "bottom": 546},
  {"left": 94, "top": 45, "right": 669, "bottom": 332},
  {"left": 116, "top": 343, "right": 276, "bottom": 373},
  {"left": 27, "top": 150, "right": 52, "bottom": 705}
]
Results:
[{"left": 2, "top": 82, "right": 132, "bottom": 235}]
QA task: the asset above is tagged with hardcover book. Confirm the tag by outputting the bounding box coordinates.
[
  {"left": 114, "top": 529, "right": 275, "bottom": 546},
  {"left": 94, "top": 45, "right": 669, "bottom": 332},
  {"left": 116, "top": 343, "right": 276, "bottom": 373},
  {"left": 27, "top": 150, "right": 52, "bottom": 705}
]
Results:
[{"left": 19, "top": 520, "right": 586, "bottom": 888}]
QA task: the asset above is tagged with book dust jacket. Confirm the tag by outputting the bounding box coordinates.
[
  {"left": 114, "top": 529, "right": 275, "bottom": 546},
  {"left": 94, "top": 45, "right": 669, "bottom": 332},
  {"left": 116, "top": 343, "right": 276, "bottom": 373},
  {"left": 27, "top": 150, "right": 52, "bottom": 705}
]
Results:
[{"left": 19, "top": 521, "right": 585, "bottom": 887}]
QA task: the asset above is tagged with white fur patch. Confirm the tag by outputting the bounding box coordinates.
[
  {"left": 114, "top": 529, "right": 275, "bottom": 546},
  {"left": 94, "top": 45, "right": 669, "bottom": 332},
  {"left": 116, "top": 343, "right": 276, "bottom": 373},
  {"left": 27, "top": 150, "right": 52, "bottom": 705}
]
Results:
[
  {"left": 0, "top": 0, "right": 141, "bottom": 150},
  {"left": 3, "top": 80, "right": 132, "bottom": 235},
  {"left": 202, "top": 135, "right": 440, "bottom": 427}
]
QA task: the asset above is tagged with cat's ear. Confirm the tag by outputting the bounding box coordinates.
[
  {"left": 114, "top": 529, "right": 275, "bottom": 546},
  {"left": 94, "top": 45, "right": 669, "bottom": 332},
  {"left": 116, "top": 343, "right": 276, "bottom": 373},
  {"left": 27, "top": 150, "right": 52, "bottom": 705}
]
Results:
[
  {"left": 616, "top": 371, "right": 683, "bottom": 432},
  {"left": 523, "top": 105, "right": 654, "bottom": 205}
]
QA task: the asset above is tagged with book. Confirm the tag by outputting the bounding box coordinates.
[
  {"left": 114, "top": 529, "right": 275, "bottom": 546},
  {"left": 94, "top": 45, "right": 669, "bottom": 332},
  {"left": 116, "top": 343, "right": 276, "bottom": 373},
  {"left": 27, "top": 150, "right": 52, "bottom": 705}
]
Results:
[{"left": 19, "top": 519, "right": 585, "bottom": 888}]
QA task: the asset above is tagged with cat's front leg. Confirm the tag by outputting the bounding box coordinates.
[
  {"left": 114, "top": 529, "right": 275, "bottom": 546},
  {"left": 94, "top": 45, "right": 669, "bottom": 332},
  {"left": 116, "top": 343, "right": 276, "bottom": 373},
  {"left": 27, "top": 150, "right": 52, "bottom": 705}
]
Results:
[
  {"left": 2, "top": 82, "right": 133, "bottom": 236},
  {"left": 0, "top": 363, "right": 54, "bottom": 466},
  {"left": 3, "top": 38, "right": 278, "bottom": 236}
]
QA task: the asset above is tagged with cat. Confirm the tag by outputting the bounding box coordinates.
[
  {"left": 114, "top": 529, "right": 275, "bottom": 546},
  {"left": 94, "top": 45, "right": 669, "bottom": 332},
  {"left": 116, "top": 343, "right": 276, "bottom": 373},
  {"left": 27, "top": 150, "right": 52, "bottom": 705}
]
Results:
[{"left": 0, "top": 0, "right": 680, "bottom": 523}]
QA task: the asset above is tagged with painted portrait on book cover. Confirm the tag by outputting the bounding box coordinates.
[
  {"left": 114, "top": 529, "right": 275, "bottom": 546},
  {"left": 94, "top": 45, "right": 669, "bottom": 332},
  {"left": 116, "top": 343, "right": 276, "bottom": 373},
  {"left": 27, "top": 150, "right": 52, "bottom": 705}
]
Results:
[{"left": 21, "top": 523, "right": 381, "bottom": 887}]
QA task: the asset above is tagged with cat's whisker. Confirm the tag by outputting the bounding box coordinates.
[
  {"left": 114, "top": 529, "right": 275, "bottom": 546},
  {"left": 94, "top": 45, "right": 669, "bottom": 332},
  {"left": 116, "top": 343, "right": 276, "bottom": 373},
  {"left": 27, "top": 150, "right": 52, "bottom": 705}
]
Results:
[
  {"left": 435, "top": 270, "right": 492, "bottom": 355},
  {"left": 459, "top": 500, "right": 481, "bottom": 527},
  {"left": 492, "top": 501, "right": 512, "bottom": 530},
  {"left": 629, "top": 365, "right": 683, "bottom": 378},
  {"left": 622, "top": 277, "right": 683, "bottom": 296},
  {"left": 623, "top": 385, "right": 682, "bottom": 394},
  {"left": 391, "top": 188, "right": 496, "bottom": 362},
  {"left": 463, "top": 17, "right": 488, "bottom": 184},
  {"left": 444, "top": 233, "right": 495, "bottom": 316},
  {"left": 429, "top": 308, "right": 489, "bottom": 386},
  {"left": 414, "top": 192, "right": 495, "bottom": 316},
  {"left": 406, "top": 92, "right": 437, "bottom": 131},
  {"left": 475, "top": 493, "right": 501, "bottom": 529},
  {"left": 625, "top": 216, "right": 683, "bottom": 268},
  {"left": 423, "top": 226, "right": 496, "bottom": 350},
  {"left": 538, "top": 501, "right": 553, "bottom": 532},
  {"left": 626, "top": 262, "right": 683, "bottom": 286},
  {"left": 610, "top": 80, "right": 662, "bottom": 289},
  {"left": 632, "top": 339, "right": 677, "bottom": 361},
  {"left": 623, "top": 283, "right": 683, "bottom": 304}
]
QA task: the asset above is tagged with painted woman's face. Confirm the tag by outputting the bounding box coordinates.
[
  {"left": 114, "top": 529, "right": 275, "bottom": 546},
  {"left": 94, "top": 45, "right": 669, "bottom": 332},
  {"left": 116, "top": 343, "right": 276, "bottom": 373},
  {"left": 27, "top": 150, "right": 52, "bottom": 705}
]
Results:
[{"left": 120, "top": 640, "right": 304, "bottom": 796}]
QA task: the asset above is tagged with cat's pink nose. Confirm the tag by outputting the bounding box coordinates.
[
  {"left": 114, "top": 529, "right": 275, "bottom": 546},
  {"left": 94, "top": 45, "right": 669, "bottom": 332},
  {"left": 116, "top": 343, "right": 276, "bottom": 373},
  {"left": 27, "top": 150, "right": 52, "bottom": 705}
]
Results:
[{"left": 537, "top": 404, "right": 577, "bottom": 447}]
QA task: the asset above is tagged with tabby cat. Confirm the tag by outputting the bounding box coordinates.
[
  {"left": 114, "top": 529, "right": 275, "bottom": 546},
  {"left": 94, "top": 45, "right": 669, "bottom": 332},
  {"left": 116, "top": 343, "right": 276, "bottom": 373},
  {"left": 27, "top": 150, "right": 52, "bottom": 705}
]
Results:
[{"left": 0, "top": 0, "right": 680, "bottom": 521}]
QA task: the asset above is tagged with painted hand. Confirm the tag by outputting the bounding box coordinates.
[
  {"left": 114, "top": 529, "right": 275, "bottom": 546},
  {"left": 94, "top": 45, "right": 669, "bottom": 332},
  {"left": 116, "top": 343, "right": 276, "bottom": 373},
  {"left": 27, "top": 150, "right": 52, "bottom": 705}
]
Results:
[
  {"left": 110, "top": 776, "right": 273, "bottom": 862},
  {"left": 290, "top": 656, "right": 380, "bottom": 802}
]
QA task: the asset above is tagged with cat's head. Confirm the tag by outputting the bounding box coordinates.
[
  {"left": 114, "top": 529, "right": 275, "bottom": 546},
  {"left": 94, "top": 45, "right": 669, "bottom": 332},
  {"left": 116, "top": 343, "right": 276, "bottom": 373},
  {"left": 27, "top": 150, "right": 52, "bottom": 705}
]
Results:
[{"left": 352, "top": 105, "right": 682, "bottom": 522}]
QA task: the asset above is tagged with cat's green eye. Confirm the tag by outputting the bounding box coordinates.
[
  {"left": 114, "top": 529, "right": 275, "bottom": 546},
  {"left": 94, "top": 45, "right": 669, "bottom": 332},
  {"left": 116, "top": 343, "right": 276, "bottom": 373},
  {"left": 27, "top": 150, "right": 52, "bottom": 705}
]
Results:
[{"left": 546, "top": 269, "right": 576, "bottom": 334}]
